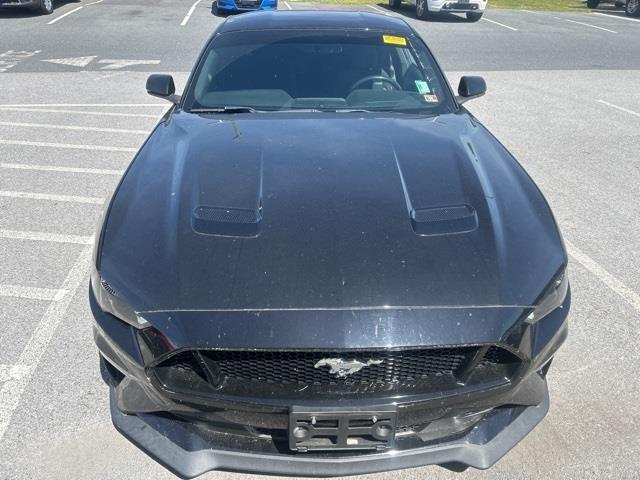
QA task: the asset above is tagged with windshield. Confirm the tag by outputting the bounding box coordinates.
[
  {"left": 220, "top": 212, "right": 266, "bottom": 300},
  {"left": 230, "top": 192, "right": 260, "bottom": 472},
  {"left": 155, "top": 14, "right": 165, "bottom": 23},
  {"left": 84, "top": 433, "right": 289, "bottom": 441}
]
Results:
[{"left": 184, "top": 29, "right": 455, "bottom": 114}]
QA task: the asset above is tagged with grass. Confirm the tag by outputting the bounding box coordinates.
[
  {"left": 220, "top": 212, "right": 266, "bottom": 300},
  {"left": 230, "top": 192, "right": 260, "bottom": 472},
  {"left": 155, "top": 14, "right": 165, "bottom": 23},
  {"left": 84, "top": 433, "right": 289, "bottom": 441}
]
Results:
[
  {"left": 287, "top": 0, "right": 592, "bottom": 12},
  {"left": 487, "top": 0, "right": 587, "bottom": 11}
]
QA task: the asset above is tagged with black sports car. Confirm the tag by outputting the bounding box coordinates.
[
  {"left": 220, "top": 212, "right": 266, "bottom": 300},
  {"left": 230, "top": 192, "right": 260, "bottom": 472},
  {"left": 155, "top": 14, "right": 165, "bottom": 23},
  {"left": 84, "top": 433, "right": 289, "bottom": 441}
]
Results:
[{"left": 90, "top": 11, "right": 570, "bottom": 479}]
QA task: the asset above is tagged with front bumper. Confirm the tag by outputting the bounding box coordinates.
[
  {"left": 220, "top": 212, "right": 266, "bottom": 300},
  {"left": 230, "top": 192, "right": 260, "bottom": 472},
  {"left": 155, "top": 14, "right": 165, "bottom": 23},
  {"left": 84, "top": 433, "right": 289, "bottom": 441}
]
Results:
[
  {"left": 427, "top": 0, "right": 486, "bottom": 13},
  {"left": 216, "top": 0, "right": 277, "bottom": 12},
  {"left": 111, "top": 384, "right": 550, "bottom": 478}
]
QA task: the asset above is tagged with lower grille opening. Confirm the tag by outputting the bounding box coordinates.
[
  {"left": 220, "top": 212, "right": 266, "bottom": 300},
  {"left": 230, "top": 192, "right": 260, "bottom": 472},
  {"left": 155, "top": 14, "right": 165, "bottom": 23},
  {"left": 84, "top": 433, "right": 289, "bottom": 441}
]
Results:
[{"left": 100, "top": 355, "right": 125, "bottom": 387}]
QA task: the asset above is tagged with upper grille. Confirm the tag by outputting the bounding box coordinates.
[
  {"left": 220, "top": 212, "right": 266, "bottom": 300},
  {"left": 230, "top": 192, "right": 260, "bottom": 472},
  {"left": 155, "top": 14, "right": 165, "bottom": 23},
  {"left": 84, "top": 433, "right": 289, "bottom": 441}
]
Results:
[
  {"left": 200, "top": 348, "right": 473, "bottom": 385},
  {"left": 151, "top": 345, "right": 521, "bottom": 401}
]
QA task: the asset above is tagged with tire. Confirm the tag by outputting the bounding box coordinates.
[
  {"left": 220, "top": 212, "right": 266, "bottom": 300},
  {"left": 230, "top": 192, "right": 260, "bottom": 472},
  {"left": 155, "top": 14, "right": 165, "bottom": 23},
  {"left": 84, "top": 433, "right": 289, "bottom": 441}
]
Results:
[
  {"left": 211, "top": 1, "right": 226, "bottom": 16},
  {"left": 586, "top": 0, "right": 599, "bottom": 8},
  {"left": 466, "top": 12, "right": 483, "bottom": 21},
  {"left": 35, "top": 0, "right": 53, "bottom": 14},
  {"left": 626, "top": 0, "right": 640, "bottom": 17},
  {"left": 389, "top": 0, "right": 401, "bottom": 8},
  {"left": 416, "top": 0, "right": 429, "bottom": 19}
]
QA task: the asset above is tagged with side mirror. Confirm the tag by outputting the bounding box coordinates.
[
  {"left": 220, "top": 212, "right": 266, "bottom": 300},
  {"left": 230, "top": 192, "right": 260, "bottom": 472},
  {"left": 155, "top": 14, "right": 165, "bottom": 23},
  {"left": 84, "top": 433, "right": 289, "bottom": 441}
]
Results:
[
  {"left": 146, "top": 74, "right": 180, "bottom": 104},
  {"left": 457, "top": 76, "right": 486, "bottom": 105}
]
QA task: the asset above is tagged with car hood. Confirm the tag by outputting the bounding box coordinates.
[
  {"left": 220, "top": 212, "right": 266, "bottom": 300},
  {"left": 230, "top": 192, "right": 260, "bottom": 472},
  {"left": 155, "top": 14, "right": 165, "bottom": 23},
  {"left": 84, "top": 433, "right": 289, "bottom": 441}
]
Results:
[{"left": 99, "top": 110, "right": 566, "bottom": 313}]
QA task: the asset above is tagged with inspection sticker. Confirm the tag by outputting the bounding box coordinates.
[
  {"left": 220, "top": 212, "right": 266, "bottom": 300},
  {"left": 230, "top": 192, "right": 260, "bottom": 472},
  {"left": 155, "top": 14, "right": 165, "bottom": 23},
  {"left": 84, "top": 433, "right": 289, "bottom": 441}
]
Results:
[
  {"left": 415, "top": 80, "right": 431, "bottom": 94},
  {"left": 423, "top": 94, "right": 439, "bottom": 103},
  {"left": 382, "top": 35, "right": 407, "bottom": 46}
]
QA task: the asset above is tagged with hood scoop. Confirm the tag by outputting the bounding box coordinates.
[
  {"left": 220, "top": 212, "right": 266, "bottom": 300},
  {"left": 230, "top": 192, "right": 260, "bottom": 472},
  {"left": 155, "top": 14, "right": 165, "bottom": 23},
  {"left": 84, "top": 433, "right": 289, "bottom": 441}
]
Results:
[
  {"left": 411, "top": 205, "right": 478, "bottom": 236},
  {"left": 192, "top": 206, "right": 262, "bottom": 237}
]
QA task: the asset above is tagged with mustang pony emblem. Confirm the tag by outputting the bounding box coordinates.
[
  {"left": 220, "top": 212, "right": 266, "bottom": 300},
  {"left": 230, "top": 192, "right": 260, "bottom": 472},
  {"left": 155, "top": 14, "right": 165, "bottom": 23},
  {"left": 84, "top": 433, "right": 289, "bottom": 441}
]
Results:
[{"left": 314, "top": 358, "right": 383, "bottom": 378}]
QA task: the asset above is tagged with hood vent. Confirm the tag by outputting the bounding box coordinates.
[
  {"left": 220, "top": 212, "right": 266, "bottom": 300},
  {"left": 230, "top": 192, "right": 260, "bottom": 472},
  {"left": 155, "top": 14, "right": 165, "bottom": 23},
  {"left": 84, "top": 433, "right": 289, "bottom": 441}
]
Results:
[
  {"left": 411, "top": 205, "right": 477, "bottom": 236},
  {"left": 192, "top": 206, "right": 262, "bottom": 237}
]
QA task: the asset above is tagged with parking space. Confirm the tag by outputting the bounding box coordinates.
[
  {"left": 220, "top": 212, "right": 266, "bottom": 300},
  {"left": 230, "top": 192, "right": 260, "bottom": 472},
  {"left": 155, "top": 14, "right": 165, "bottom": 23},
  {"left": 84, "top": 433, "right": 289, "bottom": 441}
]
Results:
[{"left": 0, "top": 1, "right": 639, "bottom": 479}]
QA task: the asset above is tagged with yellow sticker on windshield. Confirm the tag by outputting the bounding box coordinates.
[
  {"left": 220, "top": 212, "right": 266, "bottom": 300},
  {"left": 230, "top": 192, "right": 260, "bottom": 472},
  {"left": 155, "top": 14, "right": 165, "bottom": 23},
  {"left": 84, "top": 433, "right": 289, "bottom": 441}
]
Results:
[{"left": 382, "top": 35, "right": 407, "bottom": 46}]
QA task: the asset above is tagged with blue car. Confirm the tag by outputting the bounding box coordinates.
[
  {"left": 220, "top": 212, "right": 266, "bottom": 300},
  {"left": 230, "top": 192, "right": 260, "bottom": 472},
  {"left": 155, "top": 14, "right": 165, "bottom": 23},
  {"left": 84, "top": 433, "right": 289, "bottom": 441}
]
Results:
[{"left": 213, "top": 0, "right": 277, "bottom": 15}]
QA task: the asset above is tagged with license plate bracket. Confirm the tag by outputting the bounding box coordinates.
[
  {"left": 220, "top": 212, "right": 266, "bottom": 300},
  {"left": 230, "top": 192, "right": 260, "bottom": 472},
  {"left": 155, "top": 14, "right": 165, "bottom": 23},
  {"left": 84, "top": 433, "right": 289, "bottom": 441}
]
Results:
[{"left": 289, "top": 406, "right": 397, "bottom": 452}]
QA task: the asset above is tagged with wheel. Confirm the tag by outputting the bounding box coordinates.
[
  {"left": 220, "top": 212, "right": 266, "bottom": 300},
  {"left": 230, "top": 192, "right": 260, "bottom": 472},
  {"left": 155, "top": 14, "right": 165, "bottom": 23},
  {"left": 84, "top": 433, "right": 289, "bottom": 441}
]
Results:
[
  {"left": 466, "top": 12, "right": 483, "bottom": 21},
  {"left": 416, "top": 0, "right": 430, "bottom": 19},
  {"left": 211, "top": 1, "right": 226, "bottom": 16},
  {"left": 626, "top": 0, "right": 640, "bottom": 17},
  {"left": 586, "top": 0, "right": 599, "bottom": 8},
  {"left": 35, "top": 0, "right": 53, "bottom": 14},
  {"left": 389, "top": 0, "right": 401, "bottom": 8}
]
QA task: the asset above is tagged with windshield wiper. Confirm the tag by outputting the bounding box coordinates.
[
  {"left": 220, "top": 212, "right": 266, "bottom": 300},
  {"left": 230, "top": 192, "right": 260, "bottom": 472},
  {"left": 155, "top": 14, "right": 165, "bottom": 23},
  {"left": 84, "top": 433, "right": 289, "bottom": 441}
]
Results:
[
  {"left": 332, "top": 108, "right": 375, "bottom": 113},
  {"left": 190, "top": 106, "right": 259, "bottom": 114}
]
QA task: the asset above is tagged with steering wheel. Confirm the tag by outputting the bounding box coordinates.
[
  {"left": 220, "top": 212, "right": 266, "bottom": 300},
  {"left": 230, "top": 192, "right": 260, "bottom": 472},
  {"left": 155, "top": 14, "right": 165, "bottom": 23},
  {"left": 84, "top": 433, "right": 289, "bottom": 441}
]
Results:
[{"left": 349, "top": 75, "right": 402, "bottom": 93}]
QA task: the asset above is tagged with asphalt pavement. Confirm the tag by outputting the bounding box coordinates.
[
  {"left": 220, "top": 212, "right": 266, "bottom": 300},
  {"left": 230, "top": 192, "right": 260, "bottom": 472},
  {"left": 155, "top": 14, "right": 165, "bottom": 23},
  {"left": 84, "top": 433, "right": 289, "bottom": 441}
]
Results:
[{"left": 0, "top": 1, "right": 639, "bottom": 479}]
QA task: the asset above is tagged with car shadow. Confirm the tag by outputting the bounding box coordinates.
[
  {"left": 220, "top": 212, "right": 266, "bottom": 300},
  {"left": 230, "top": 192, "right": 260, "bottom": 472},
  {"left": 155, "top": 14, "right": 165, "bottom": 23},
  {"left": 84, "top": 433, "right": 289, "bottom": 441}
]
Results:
[
  {"left": 0, "top": 0, "right": 80, "bottom": 19},
  {"left": 374, "top": 2, "right": 471, "bottom": 22}
]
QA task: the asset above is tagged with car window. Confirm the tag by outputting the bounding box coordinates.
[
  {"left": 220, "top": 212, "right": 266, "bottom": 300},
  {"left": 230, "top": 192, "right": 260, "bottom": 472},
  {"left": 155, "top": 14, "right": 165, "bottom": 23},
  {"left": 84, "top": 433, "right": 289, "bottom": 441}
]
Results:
[{"left": 184, "top": 29, "right": 455, "bottom": 114}]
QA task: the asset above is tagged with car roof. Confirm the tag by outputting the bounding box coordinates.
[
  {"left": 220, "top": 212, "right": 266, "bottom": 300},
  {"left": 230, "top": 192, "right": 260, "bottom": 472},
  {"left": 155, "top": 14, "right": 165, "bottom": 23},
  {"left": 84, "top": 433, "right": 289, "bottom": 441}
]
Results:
[{"left": 219, "top": 11, "right": 413, "bottom": 35}]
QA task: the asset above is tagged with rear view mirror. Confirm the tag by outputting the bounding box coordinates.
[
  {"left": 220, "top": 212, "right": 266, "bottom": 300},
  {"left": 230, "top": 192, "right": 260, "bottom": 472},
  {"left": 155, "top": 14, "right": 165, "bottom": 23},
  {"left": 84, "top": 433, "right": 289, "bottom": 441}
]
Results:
[
  {"left": 457, "top": 76, "right": 486, "bottom": 105},
  {"left": 146, "top": 74, "right": 180, "bottom": 104}
]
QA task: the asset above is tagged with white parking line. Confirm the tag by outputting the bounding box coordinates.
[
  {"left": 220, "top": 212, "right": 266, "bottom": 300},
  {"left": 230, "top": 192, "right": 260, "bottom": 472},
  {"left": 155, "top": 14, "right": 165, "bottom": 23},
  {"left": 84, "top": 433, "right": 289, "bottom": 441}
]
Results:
[
  {"left": 564, "top": 18, "right": 617, "bottom": 33},
  {"left": 0, "top": 191, "right": 105, "bottom": 204},
  {"left": 283, "top": 1, "right": 292, "bottom": 9},
  {"left": 0, "top": 121, "right": 148, "bottom": 135},
  {"left": 47, "top": 5, "right": 84, "bottom": 25},
  {"left": 42, "top": 56, "right": 97, "bottom": 68},
  {"left": 592, "top": 11, "right": 640, "bottom": 22},
  {"left": 0, "top": 229, "right": 93, "bottom": 245},
  {"left": 0, "top": 246, "right": 93, "bottom": 442},
  {"left": 98, "top": 59, "right": 161, "bottom": 70},
  {"left": 597, "top": 99, "right": 640, "bottom": 118},
  {"left": 0, "top": 50, "right": 42, "bottom": 73},
  {"left": 1, "top": 163, "right": 124, "bottom": 175},
  {"left": 482, "top": 18, "right": 518, "bottom": 31},
  {"left": 181, "top": 0, "right": 204, "bottom": 26},
  {"left": 0, "top": 365, "right": 31, "bottom": 383},
  {"left": 566, "top": 240, "right": 640, "bottom": 313},
  {"left": 0, "top": 285, "right": 68, "bottom": 302},
  {"left": 0, "top": 107, "right": 159, "bottom": 119},
  {"left": 0, "top": 139, "right": 137, "bottom": 153}
]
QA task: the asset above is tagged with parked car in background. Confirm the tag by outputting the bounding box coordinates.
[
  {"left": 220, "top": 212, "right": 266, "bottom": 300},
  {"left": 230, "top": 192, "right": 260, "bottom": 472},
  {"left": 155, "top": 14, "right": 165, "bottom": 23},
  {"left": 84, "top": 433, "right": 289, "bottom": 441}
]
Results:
[
  {"left": 0, "top": 0, "right": 53, "bottom": 14},
  {"left": 389, "top": 0, "right": 486, "bottom": 21},
  {"left": 587, "top": 0, "right": 639, "bottom": 17},
  {"left": 212, "top": 0, "right": 277, "bottom": 16}
]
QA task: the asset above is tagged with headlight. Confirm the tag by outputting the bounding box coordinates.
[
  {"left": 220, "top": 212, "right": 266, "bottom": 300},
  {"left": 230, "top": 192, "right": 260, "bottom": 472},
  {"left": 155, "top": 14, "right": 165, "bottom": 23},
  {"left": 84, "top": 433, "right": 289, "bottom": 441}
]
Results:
[
  {"left": 91, "top": 267, "right": 149, "bottom": 328},
  {"left": 526, "top": 268, "right": 569, "bottom": 324}
]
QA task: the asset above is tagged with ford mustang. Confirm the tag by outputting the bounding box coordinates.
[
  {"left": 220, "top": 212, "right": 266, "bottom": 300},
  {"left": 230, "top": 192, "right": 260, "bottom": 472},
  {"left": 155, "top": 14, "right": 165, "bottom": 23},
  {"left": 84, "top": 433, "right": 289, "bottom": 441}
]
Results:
[{"left": 90, "top": 11, "right": 570, "bottom": 479}]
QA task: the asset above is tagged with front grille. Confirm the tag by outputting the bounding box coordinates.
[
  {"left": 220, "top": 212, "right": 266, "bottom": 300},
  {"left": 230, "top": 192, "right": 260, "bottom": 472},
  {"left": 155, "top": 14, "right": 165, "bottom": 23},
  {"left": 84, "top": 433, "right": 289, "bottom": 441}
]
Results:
[
  {"left": 152, "top": 346, "right": 521, "bottom": 401},
  {"left": 201, "top": 348, "right": 472, "bottom": 385}
]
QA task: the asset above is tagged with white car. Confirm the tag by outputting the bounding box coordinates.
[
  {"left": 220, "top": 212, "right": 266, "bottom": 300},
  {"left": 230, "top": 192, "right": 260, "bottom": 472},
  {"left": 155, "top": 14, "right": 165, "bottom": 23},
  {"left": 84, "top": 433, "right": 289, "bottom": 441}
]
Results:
[{"left": 389, "top": 0, "right": 487, "bottom": 21}]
